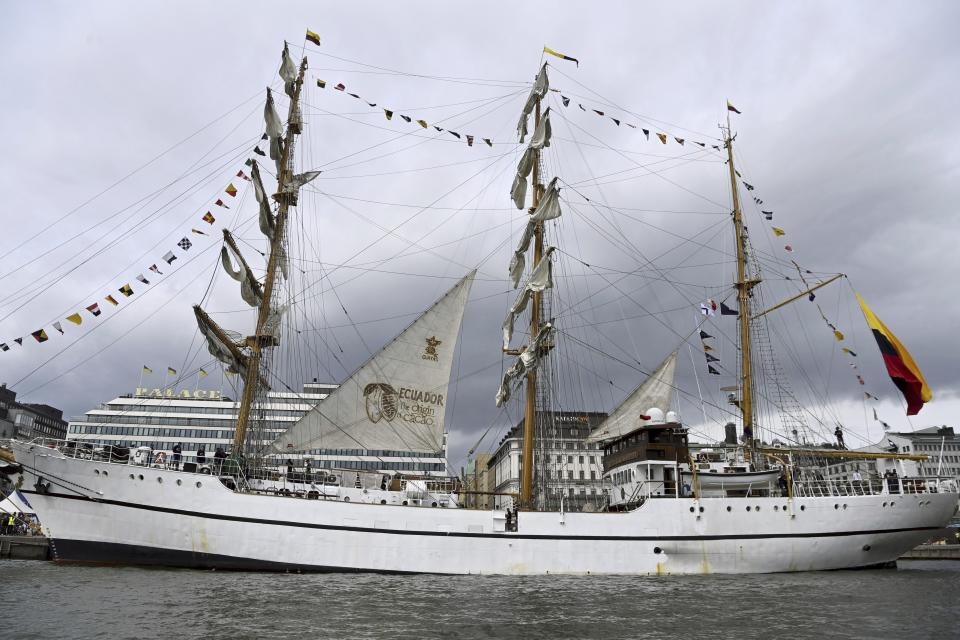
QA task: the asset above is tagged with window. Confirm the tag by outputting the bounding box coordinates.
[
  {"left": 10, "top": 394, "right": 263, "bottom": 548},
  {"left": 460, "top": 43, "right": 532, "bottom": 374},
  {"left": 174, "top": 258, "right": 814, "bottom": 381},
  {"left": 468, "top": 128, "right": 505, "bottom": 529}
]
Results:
[
  {"left": 578, "top": 455, "right": 584, "bottom": 464},
  {"left": 567, "top": 456, "right": 573, "bottom": 464}
]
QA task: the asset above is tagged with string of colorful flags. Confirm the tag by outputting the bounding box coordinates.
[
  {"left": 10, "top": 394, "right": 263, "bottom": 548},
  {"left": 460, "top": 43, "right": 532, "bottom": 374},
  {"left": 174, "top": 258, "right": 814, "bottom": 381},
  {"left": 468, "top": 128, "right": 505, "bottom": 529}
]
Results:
[
  {"left": 314, "top": 78, "right": 497, "bottom": 148},
  {"left": 697, "top": 274, "right": 894, "bottom": 429},
  {"left": 141, "top": 365, "right": 211, "bottom": 378},
  {"left": 0, "top": 169, "right": 254, "bottom": 354},
  {"left": 698, "top": 299, "right": 739, "bottom": 375},
  {"left": 552, "top": 92, "right": 727, "bottom": 153}
]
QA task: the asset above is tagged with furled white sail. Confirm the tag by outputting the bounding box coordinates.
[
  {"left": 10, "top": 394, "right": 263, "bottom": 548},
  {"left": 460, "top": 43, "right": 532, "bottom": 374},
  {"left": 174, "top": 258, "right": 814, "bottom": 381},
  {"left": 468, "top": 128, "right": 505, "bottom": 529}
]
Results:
[
  {"left": 495, "top": 323, "right": 553, "bottom": 407},
  {"left": 271, "top": 271, "right": 476, "bottom": 453},
  {"left": 586, "top": 351, "right": 678, "bottom": 444},
  {"left": 250, "top": 160, "right": 274, "bottom": 240},
  {"left": 264, "top": 87, "right": 284, "bottom": 140},
  {"left": 194, "top": 306, "right": 245, "bottom": 375},
  {"left": 510, "top": 147, "right": 536, "bottom": 210},
  {"left": 509, "top": 220, "right": 536, "bottom": 287},
  {"left": 279, "top": 43, "right": 297, "bottom": 97},
  {"left": 529, "top": 107, "right": 553, "bottom": 149},
  {"left": 282, "top": 170, "right": 321, "bottom": 194},
  {"left": 517, "top": 63, "right": 549, "bottom": 143},
  {"left": 502, "top": 246, "right": 555, "bottom": 349},
  {"left": 532, "top": 177, "right": 561, "bottom": 222},
  {"left": 220, "top": 242, "right": 262, "bottom": 308}
]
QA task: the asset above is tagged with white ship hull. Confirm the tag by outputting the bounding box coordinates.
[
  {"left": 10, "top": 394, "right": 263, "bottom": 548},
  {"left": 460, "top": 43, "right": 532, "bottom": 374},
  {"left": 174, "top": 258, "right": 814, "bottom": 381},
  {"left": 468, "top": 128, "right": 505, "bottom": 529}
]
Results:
[{"left": 12, "top": 441, "right": 957, "bottom": 575}]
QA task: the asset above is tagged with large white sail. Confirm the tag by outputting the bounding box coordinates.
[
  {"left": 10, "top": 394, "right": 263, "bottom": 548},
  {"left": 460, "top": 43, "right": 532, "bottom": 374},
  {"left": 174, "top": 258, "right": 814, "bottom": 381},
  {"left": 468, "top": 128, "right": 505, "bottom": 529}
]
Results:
[
  {"left": 586, "top": 351, "right": 677, "bottom": 443},
  {"left": 271, "top": 271, "right": 476, "bottom": 453}
]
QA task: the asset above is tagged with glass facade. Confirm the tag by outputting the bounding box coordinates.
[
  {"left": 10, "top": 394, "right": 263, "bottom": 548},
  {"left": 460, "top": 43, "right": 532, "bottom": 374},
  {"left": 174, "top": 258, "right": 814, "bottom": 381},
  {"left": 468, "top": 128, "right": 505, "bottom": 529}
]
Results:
[{"left": 66, "top": 383, "right": 448, "bottom": 475}]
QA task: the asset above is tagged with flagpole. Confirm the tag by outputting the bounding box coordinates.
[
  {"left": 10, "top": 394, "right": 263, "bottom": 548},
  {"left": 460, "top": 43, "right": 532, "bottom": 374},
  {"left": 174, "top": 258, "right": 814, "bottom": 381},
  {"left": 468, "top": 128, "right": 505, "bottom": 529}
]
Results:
[{"left": 138, "top": 367, "right": 145, "bottom": 395}]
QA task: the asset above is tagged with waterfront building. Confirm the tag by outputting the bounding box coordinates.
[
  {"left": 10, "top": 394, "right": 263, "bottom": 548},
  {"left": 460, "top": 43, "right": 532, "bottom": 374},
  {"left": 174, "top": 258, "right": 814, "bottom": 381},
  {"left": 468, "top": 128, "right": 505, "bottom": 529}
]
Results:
[
  {"left": 66, "top": 382, "right": 449, "bottom": 476},
  {"left": 488, "top": 411, "right": 608, "bottom": 511},
  {"left": 823, "top": 425, "right": 960, "bottom": 482},
  {"left": 0, "top": 383, "right": 68, "bottom": 441},
  {"left": 462, "top": 452, "right": 495, "bottom": 509}
]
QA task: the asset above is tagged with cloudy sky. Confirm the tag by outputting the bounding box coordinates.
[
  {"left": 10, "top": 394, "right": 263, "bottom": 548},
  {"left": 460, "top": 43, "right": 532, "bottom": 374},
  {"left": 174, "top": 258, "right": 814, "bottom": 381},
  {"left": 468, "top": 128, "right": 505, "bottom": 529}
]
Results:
[{"left": 1, "top": 1, "right": 958, "bottom": 468}]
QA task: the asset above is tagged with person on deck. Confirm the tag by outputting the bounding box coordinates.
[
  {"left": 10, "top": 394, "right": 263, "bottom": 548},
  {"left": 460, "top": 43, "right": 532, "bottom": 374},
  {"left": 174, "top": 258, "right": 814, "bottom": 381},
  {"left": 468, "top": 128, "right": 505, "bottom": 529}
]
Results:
[
  {"left": 214, "top": 447, "right": 227, "bottom": 474},
  {"left": 778, "top": 473, "right": 789, "bottom": 497},
  {"left": 171, "top": 443, "right": 182, "bottom": 471},
  {"left": 196, "top": 446, "right": 206, "bottom": 466},
  {"left": 834, "top": 426, "right": 846, "bottom": 449}
]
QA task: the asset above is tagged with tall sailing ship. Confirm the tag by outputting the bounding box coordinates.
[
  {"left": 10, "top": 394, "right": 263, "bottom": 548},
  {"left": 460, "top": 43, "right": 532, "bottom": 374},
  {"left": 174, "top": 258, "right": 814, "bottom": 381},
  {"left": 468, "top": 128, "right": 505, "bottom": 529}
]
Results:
[{"left": 4, "top": 42, "right": 956, "bottom": 574}]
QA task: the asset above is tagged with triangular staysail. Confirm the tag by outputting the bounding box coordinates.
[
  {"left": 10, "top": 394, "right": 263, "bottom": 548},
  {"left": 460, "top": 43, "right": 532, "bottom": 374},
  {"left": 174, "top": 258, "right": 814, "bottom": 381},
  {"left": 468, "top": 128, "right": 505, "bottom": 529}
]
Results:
[
  {"left": 270, "top": 271, "right": 476, "bottom": 453},
  {"left": 585, "top": 351, "right": 677, "bottom": 444}
]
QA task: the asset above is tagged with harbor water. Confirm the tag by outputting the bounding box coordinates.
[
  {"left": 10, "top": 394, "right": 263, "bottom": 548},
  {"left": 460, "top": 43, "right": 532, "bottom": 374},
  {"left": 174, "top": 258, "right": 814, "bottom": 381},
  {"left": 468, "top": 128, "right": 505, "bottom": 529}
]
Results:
[{"left": 2, "top": 560, "right": 958, "bottom": 639}]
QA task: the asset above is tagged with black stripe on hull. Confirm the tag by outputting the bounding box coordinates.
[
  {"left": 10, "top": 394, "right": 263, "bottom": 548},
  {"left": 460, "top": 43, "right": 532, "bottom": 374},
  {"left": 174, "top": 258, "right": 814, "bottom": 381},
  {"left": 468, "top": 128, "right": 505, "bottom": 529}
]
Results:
[
  {"left": 24, "top": 490, "right": 945, "bottom": 542},
  {"left": 50, "top": 539, "right": 419, "bottom": 574}
]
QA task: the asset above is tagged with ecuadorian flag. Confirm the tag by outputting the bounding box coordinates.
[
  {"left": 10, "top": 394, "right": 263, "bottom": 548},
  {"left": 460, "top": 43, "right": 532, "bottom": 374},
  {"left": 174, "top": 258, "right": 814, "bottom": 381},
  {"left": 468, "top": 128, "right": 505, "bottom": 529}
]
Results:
[{"left": 856, "top": 293, "right": 931, "bottom": 415}]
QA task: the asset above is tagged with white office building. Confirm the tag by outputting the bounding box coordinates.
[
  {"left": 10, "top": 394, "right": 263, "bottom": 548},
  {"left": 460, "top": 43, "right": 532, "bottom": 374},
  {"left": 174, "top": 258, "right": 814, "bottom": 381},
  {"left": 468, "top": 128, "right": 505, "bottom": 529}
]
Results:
[
  {"left": 489, "top": 411, "right": 608, "bottom": 511},
  {"left": 66, "top": 382, "right": 448, "bottom": 476}
]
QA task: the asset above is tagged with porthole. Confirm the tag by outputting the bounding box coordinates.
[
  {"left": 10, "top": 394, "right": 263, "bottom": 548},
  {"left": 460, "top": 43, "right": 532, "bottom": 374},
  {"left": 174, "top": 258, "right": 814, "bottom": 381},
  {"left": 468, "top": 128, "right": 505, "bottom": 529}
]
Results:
[
  {"left": 196, "top": 481, "right": 202, "bottom": 488},
  {"left": 890, "top": 502, "right": 895, "bottom": 508},
  {"left": 842, "top": 504, "right": 847, "bottom": 510},
  {"left": 783, "top": 505, "right": 787, "bottom": 511},
  {"left": 343, "top": 496, "right": 350, "bottom": 502},
  {"left": 129, "top": 474, "right": 135, "bottom": 480},
  {"left": 882, "top": 502, "right": 888, "bottom": 507},
  {"left": 800, "top": 505, "right": 806, "bottom": 511},
  {"left": 380, "top": 499, "right": 387, "bottom": 505},
  {"left": 176, "top": 479, "right": 182, "bottom": 486},
  {"left": 774, "top": 506, "right": 779, "bottom": 511},
  {"left": 94, "top": 469, "right": 100, "bottom": 476},
  {"left": 402, "top": 500, "right": 408, "bottom": 506},
  {"left": 726, "top": 506, "right": 732, "bottom": 512},
  {"left": 653, "top": 546, "right": 662, "bottom": 554},
  {"left": 755, "top": 506, "right": 761, "bottom": 511},
  {"left": 746, "top": 506, "right": 751, "bottom": 512},
  {"left": 138, "top": 474, "right": 144, "bottom": 481},
  {"left": 102, "top": 471, "right": 108, "bottom": 477},
  {"left": 834, "top": 504, "right": 839, "bottom": 510},
  {"left": 862, "top": 544, "right": 872, "bottom": 551},
  {"left": 431, "top": 502, "right": 438, "bottom": 508},
  {"left": 689, "top": 507, "right": 695, "bottom": 513},
  {"left": 698, "top": 506, "right": 704, "bottom": 513},
  {"left": 157, "top": 477, "right": 163, "bottom": 484}
]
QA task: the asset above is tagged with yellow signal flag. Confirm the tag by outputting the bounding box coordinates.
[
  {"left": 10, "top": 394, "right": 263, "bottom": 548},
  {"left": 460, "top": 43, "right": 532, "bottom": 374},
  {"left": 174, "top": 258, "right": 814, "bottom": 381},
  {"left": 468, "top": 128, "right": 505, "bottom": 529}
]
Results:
[
  {"left": 833, "top": 329, "right": 845, "bottom": 342},
  {"left": 416, "top": 119, "right": 428, "bottom": 129},
  {"left": 66, "top": 313, "right": 83, "bottom": 325},
  {"left": 143, "top": 365, "right": 153, "bottom": 374},
  {"left": 542, "top": 46, "right": 579, "bottom": 67},
  {"left": 772, "top": 227, "right": 786, "bottom": 237},
  {"left": 225, "top": 183, "right": 238, "bottom": 197},
  {"left": 305, "top": 30, "right": 321, "bottom": 46},
  {"left": 656, "top": 133, "right": 667, "bottom": 144},
  {"left": 167, "top": 367, "right": 177, "bottom": 375},
  {"left": 199, "top": 368, "right": 209, "bottom": 377}
]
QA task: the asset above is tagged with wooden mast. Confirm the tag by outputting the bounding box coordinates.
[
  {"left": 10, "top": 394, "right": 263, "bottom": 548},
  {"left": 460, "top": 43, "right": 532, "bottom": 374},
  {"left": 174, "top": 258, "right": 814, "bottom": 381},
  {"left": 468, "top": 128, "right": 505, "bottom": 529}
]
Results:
[
  {"left": 723, "top": 114, "right": 758, "bottom": 443},
  {"left": 232, "top": 57, "right": 308, "bottom": 453},
  {"left": 519, "top": 96, "right": 544, "bottom": 509}
]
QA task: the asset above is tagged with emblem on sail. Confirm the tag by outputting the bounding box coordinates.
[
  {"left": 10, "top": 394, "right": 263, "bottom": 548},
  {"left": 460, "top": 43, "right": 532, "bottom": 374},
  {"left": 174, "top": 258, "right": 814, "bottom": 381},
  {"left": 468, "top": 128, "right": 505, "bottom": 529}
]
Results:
[
  {"left": 364, "top": 383, "right": 399, "bottom": 422},
  {"left": 423, "top": 336, "right": 442, "bottom": 361}
]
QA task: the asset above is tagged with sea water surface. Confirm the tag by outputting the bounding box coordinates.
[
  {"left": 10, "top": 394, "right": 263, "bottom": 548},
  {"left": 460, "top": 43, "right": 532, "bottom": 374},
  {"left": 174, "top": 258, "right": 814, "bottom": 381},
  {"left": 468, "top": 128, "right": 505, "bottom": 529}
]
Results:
[{"left": 2, "top": 560, "right": 958, "bottom": 639}]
